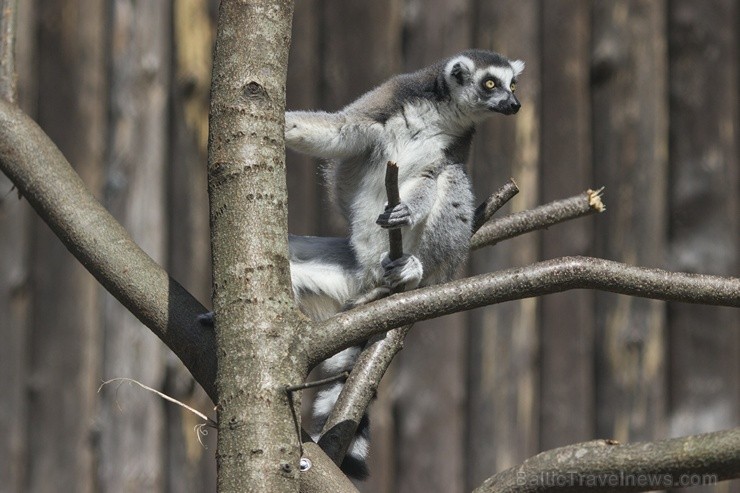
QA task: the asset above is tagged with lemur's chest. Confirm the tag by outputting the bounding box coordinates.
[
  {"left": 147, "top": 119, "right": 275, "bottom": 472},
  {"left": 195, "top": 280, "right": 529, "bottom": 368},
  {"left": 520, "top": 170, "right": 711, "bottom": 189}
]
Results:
[
  {"left": 334, "top": 101, "right": 471, "bottom": 221},
  {"left": 378, "top": 100, "right": 461, "bottom": 167}
]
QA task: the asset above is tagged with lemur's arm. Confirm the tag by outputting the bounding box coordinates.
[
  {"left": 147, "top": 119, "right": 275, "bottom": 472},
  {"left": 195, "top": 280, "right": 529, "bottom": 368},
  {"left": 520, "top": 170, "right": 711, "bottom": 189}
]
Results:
[{"left": 285, "top": 111, "right": 377, "bottom": 159}]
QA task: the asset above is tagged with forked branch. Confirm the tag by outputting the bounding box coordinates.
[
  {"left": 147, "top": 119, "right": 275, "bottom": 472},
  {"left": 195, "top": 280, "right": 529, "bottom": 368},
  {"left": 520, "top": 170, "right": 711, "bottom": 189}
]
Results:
[{"left": 471, "top": 188, "right": 605, "bottom": 249}]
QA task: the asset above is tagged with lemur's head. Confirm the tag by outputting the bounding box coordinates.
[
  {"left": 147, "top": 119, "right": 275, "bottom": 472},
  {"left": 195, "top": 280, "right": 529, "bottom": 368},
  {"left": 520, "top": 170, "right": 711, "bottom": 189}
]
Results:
[{"left": 444, "top": 50, "right": 524, "bottom": 118}]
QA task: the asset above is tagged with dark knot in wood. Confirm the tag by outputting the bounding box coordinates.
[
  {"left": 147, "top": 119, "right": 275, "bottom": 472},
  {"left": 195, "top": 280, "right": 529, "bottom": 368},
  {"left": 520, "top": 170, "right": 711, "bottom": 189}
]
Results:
[{"left": 242, "top": 80, "right": 267, "bottom": 100}]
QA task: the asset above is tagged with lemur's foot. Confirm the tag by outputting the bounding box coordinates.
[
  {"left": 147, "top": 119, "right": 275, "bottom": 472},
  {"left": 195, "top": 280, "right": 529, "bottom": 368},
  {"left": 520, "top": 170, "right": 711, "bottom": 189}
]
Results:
[
  {"left": 381, "top": 253, "right": 423, "bottom": 290},
  {"left": 345, "top": 286, "right": 392, "bottom": 309},
  {"left": 376, "top": 202, "right": 412, "bottom": 229}
]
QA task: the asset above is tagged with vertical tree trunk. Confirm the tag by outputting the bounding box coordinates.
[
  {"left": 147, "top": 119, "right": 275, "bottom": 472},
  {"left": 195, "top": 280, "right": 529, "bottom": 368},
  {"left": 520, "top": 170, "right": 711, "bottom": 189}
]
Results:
[
  {"left": 539, "top": 0, "right": 596, "bottom": 450},
  {"left": 467, "top": 1, "right": 541, "bottom": 488},
  {"left": 208, "top": 1, "right": 300, "bottom": 491},
  {"left": 26, "top": 1, "right": 105, "bottom": 491},
  {"left": 394, "top": 1, "right": 470, "bottom": 492},
  {"left": 591, "top": 0, "right": 668, "bottom": 442},
  {"left": 667, "top": 2, "right": 739, "bottom": 484},
  {"left": 98, "top": 1, "right": 170, "bottom": 490},
  {"left": 0, "top": 2, "right": 32, "bottom": 491},
  {"left": 166, "top": 0, "right": 217, "bottom": 491}
]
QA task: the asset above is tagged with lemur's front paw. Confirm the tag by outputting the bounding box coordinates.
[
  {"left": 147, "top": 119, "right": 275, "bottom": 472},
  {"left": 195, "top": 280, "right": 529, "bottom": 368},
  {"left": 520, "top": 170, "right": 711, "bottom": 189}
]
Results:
[
  {"left": 376, "top": 202, "right": 413, "bottom": 229},
  {"left": 381, "top": 253, "right": 423, "bottom": 290}
]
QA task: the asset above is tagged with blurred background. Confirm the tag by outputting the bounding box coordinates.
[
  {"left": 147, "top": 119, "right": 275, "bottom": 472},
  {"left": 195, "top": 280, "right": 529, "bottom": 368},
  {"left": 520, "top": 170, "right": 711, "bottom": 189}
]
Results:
[{"left": 0, "top": 0, "right": 737, "bottom": 492}]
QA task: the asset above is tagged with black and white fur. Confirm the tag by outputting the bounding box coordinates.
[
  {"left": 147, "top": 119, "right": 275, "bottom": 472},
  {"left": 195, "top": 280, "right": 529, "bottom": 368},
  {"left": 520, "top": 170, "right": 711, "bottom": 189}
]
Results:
[{"left": 286, "top": 49, "right": 524, "bottom": 479}]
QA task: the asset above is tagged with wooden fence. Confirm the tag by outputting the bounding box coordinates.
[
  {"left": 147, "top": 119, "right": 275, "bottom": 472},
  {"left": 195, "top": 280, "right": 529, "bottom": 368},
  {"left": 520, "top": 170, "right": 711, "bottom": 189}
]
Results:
[{"left": 0, "top": 0, "right": 737, "bottom": 492}]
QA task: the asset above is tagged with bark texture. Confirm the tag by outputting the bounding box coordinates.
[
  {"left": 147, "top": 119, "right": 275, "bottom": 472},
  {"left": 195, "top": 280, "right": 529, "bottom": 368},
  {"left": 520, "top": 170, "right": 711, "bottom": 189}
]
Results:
[{"left": 207, "top": 1, "right": 304, "bottom": 491}]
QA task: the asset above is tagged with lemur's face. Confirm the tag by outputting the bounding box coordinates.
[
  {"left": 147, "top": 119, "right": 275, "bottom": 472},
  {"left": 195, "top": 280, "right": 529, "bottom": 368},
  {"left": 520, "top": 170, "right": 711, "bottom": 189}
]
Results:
[{"left": 445, "top": 54, "right": 524, "bottom": 118}]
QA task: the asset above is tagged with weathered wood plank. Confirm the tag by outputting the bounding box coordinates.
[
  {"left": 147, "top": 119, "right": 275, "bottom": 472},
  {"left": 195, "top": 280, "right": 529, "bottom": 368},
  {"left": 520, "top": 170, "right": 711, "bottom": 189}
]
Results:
[
  {"left": 25, "top": 1, "right": 105, "bottom": 491},
  {"left": 539, "top": 0, "right": 596, "bottom": 450},
  {"left": 667, "top": 4, "right": 739, "bottom": 492},
  {"left": 467, "top": 0, "right": 541, "bottom": 488},
  {"left": 591, "top": 0, "right": 669, "bottom": 442},
  {"left": 166, "top": 0, "right": 216, "bottom": 490},
  {"left": 393, "top": 1, "right": 471, "bottom": 492},
  {"left": 98, "top": 1, "right": 170, "bottom": 490},
  {"left": 0, "top": 2, "right": 34, "bottom": 491}
]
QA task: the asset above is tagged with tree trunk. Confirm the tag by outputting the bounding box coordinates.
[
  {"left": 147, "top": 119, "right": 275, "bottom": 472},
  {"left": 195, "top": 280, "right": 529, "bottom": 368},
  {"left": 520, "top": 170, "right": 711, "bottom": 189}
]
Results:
[
  {"left": 98, "top": 1, "right": 170, "bottom": 490},
  {"left": 591, "top": 0, "right": 669, "bottom": 442},
  {"left": 207, "top": 1, "right": 302, "bottom": 491}
]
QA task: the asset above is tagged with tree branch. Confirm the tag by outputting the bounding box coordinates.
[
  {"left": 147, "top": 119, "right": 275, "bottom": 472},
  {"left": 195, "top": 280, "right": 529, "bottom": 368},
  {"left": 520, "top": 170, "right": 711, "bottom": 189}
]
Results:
[
  {"left": 473, "top": 428, "right": 740, "bottom": 493},
  {"left": 307, "top": 256, "right": 739, "bottom": 366},
  {"left": 471, "top": 188, "right": 605, "bottom": 249},
  {"left": 208, "top": 1, "right": 304, "bottom": 490},
  {"left": 0, "top": 0, "right": 18, "bottom": 102},
  {"left": 0, "top": 99, "right": 218, "bottom": 401},
  {"left": 320, "top": 325, "right": 413, "bottom": 467},
  {"left": 472, "top": 178, "right": 520, "bottom": 233},
  {"left": 298, "top": 441, "right": 360, "bottom": 493}
]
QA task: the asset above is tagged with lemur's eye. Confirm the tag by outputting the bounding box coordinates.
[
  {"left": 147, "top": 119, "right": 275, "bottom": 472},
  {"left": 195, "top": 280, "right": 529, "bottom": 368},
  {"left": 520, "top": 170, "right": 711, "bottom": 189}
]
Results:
[
  {"left": 510, "top": 82, "right": 517, "bottom": 93},
  {"left": 484, "top": 78, "right": 496, "bottom": 90}
]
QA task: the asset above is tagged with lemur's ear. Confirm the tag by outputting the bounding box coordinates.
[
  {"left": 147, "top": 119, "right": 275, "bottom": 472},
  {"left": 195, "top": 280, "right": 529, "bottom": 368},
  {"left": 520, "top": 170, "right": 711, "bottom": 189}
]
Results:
[
  {"left": 445, "top": 56, "right": 474, "bottom": 85},
  {"left": 510, "top": 59, "right": 525, "bottom": 77}
]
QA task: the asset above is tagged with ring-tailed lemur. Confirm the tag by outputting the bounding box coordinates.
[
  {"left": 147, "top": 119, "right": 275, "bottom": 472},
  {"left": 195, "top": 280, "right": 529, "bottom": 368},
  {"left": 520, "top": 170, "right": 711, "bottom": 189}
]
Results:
[{"left": 285, "top": 49, "right": 524, "bottom": 479}]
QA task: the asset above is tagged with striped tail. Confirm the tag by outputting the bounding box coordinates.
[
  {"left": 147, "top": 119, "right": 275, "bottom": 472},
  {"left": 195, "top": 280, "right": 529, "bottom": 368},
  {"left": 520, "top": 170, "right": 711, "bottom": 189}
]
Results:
[{"left": 311, "top": 346, "right": 370, "bottom": 480}]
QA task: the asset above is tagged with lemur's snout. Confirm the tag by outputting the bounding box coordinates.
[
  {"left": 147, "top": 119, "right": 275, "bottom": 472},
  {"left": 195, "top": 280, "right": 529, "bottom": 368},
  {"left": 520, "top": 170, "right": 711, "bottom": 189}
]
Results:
[{"left": 498, "top": 98, "right": 520, "bottom": 115}]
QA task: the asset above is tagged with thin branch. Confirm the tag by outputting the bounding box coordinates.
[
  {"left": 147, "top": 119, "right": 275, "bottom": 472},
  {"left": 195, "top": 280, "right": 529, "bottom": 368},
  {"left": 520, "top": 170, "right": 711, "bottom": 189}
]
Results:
[
  {"left": 98, "top": 377, "right": 216, "bottom": 427},
  {"left": 319, "top": 325, "right": 413, "bottom": 465},
  {"left": 0, "top": 99, "right": 218, "bottom": 401},
  {"left": 286, "top": 372, "right": 349, "bottom": 393},
  {"left": 471, "top": 188, "right": 605, "bottom": 249},
  {"left": 307, "top": 256, "right": 740, "bottom": 366},
  {"left": 472, "top": 178, "right": 520, "bottom": 233},
  {"left": 0, "top": 0, "right": 18, "bottom": 102},
  {"left": 473, "top": 428, "right": 740, "bottom": 493}
]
